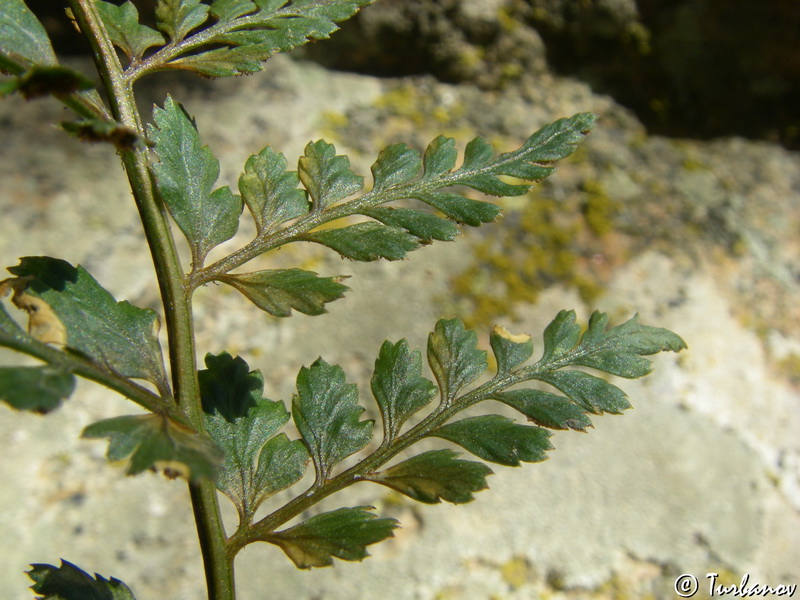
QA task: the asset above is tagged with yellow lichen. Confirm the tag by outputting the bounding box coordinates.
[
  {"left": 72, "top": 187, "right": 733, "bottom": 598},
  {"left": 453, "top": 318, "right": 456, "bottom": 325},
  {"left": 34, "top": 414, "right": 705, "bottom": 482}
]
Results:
[
  {"left": 776, "top": 353, "right": 800, "bottom": 386},
  {"left": 374, "top": 85, "right": 426, "bottom": 126},
  {"left": 455, "top": 45, "right": 484, "bottom": 73},
  {"left": 623, "top": 22, "right": 652, "bottom": 55},
  {"left": 373, "top": 83, "right": 466, "bottom": 136},
  {"left": 499, "top": 556, "right": 534, "bottom": 590},
  {"left": 581, "top": 180, "right": 621, "bottom": 237},
  {"left": 681, "top": 156, "right": 709, "bottom": 172},
  {"left": 450, "top": 187, "right": 614, "bottom": 329},
  {"left": 432, "top": 587, "right": 459, "bottom": 600},
  {"left": 497, "top": 6, "right": 520, "bottom": 33},
  {"left": 319, "top": 110, "right": 349, "bottom": 140}
]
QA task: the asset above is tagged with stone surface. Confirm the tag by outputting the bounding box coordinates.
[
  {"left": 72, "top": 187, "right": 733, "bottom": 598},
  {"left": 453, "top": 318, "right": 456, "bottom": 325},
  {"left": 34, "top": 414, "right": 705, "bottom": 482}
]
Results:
[
  {"left": 299, "top": 0, "right": 800, "bottom": 149},
  {"left": 1, "top": 51, "right": 799, "bottom": 600},
  {"left": 521, "top": 0, "right": 800, "bottom": 148},
  {"left": 26, "top": 1, "right": 800, "bottom": 148}
]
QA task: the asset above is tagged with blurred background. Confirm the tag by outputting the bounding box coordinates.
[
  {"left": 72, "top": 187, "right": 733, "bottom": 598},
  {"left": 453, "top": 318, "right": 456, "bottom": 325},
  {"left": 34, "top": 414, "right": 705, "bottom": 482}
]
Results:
[
  {"left": 2, "top": 1, "right": 799, "bottom": 598},
  {"left": 28, "top": 0, "right": 800, "bottom": 149}
]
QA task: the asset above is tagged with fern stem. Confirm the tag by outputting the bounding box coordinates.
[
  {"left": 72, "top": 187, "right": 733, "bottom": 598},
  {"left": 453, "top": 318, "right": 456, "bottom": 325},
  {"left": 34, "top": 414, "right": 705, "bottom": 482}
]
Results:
[
  {"left": 228, "top": 370, "right": 523, "bottom": 554},
  {"left": 66, "top": 2, "right": 234, "bottom": 598},
  {"left": 187, "top": 186, "right": 398, "bottom": 288},
  {"left": 0, "top": 326, "right": 168, "bottom": 415}
]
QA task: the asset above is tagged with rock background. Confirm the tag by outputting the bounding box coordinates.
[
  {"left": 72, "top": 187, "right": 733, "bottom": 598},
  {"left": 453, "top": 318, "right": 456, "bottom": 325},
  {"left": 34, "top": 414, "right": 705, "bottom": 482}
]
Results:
[
  {"left": 28, "top": 0, "right": 800, "bottom": 149},
  {"left": 2, "top": 2, "right": 800, "bottom": 599},
  {"left": 301, "top": 0, "right": 800, "bottom": 149}
]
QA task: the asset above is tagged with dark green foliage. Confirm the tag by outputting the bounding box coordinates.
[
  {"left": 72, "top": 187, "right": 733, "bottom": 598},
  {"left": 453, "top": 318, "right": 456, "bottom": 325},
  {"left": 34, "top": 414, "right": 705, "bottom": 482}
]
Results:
[
  {"left": 432, "top": 415, "right": 553, "bottom": 467},
  {"left": 362, "top": 207, "right": 459, "bottom": 243},
  {"left": 493, "top": 389, "right": 593, "bottom": 431},
  {"left": 367, "top": 449, "right": 493, "bottom": 504},
  {"left": 427, "top": 318, "right": 488, "bottom": 403},
  {"left": 540, "top": 308, "right": 582, "bottom": 363},
  {"left": 371, "top": 339, "right": 437, "bottom": 441},
  {"left": 292, "top": 358, "right": 373, "bottom": 481},
  {"left": 371, "top": 144, "right": 421, "bottom": 190},
  {"left": 445, "top": 113, "right": 596, "bottom": 191},
  {"left": 264, "top": 506, "right": 397, "bottom": 569},
  {"left": 246, "top": 115, "right": 595, "bottom": 266},
  {"left": 218, "top": 269, "right": 349, "bottom": 317},
  {"left": 210, "top": 0, "right": 261, "bottom": 21},
  {"left": 304, "top": 222, "right": 420, "bottom": 261},
  {"left": 521, "top": 116, "right": 598, "bottom": 162},
  {"left": 0, "top": 2, "right": 689, "bottom": 590},
  {"left": 537, "top": 310, "right": 686, "bottom": 378},
  {"left": 150, "top": 96, "right": 243, "bottom": 266},
  {"left": 373, "top": 311, "right": 683, "bottom": 471},
  {"left": 82, "top": 413, "right": 224, "bottom": 481},
  {"left": 207, "top": 308, "right": 684, "bottom": 561},
  {"left": 490, "top": 325, "right": 534, "bottom": 373},
  {"left": 0, "top": 0, "right": 94, "bottom": 102},
  {"left": 0, "top": 365, "right": 75, "bottom": 413},
  {"left": 280, "top": 115, "right": 596, "bottom": 265},
  {"left": 0, "top": 298, "right": 21, "bottom": 336},
  {"left": 156, "top": 0, "right": 210, "bottom": 42},
  {"left": 28, "top": 560, "right": 136, "bottom": 600},
  {"left": 2, "top": 65, "right": 93, "bottom": 100},
  {"left": 142, "top": 110, "right": 600, "bottom": 333},
  {"left": 5, "top": 257, "right": 169, "bottom": 393},
  {"left": 218, "top": 311, "right": 681, "bottom": 567},
  {"left": 154, "top": 113, "right": 602, "bottom": 316},
  {"left": 538, "top": 370, "right": 631, "bottom": 415},
  {"left": 96, "top": 1, "right": 165, "bottom": 60},
  {"left": 60, "top": 119, "right": 144, "bottom": 150},
  {"left": 239, "top": 146, "right": 309, "bottom": 234},
  {"left": 412, "top": 191, "right": 501, "bottom": 227},
  {"left": 531, "top": 310, "right": 686, "bottom": 413},
  {"left": 572, "top": 311, "right": 686, "bottom": 377},
  {"left": 0, "top": 0, "right": 57, "bottom": 74},
  {"left": 200, "top": 353, "right": 309, "bottom": 521},
  {"left": 299, "top": 140, "right": 364, "bottom": 210},
  {"left": 0, "top": 304, "right": 64, "bottom": 409},
  {"left": 156, "top": 0, "right": 375, "bottom": 77},
  {"left": 422, "top": 135, "right": 457, "bottom": 177}
]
